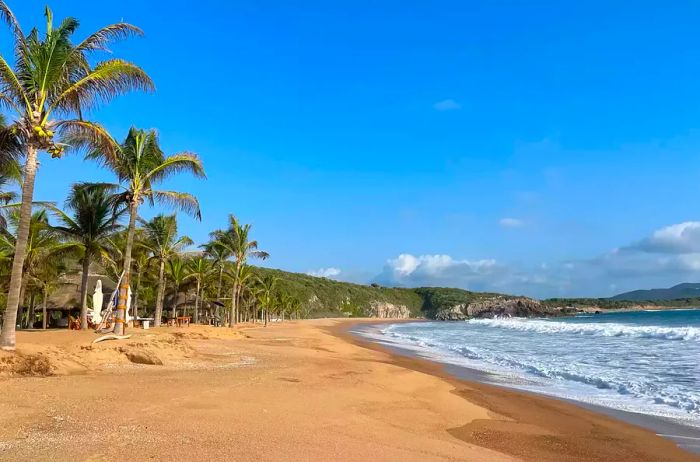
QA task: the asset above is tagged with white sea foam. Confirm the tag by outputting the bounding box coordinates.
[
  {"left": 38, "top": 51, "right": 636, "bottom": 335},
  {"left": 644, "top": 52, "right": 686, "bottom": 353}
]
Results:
[
  {"left": 467, "top": 318, "right": 700, "bottom": 341},
  {"left": 374, "top": 313, "right": 700, "bottom": 428}
]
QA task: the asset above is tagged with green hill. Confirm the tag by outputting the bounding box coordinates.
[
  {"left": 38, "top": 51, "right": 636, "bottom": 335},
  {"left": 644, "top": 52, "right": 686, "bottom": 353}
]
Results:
[
  {"left": 252, "top": 267, "right": 510, "bottom": 318},
  {"left": 610, "top": 283, "right": 700, "bottom": 301}
]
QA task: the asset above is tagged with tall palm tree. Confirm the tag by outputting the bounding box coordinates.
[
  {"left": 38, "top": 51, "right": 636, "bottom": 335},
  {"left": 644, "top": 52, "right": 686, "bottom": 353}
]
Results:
[
  {"left": 53, "top": 183, "right": 124, "bottom": 328},
  {"left": 140, "top": 214, "right": 192, "bottom": 326},
  {"left": 186, "top": 255, "right": 212, "bottom": 324},
  {"left": 209, "top": 215, "right": 268, "bottom": 326},
  {"left": 87, "top": 128, "right": 204, "bottom": 335},
  {"left": 0, "top": 2, "right": 153, "bottom": 349}
]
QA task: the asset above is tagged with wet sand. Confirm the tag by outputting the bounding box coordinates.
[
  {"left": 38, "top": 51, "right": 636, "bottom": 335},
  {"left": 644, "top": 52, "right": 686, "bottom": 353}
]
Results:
[
  {"left": 348, "top": 321, "right": 700, "bottom": 454},
  {"left": 0, "top": 319, "right": 696, "bottom": 461}
]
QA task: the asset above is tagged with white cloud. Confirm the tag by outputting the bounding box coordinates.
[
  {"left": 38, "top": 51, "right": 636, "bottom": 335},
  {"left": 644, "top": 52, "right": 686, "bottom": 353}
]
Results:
[
  {"left": 379, "top": 253, "right": 512, "bottom": 292},
  {"left": 307, "top": 267, "right": 341, "bottom": 279},
  {"left": 433, "top": 99, "right": 461, "bottom": 111},
  {"left": 371, "top": 221, "right": 700, "bottom": 298},
  {"left": 628, "top": 221, "right": 700, "bottom": 254},
  {"left": 499, "top": 217, "right": 525, "bottom": 228}
]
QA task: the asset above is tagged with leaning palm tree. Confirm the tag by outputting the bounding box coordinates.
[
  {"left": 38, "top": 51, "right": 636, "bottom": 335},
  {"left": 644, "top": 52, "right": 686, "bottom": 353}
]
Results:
[
  {"left": 53, "top": 183, "right": 124, "bottom": 328},
  {"left": 186, "top": 255, "right": 212, "bottom": 324},
  {"left": 87, "top": 128, "right": 204, "bottom": 335},
  {"left": 0, "top": 2, "right": 153, "bottom": 349},
  {"left": 140, "top": 214, "right": 192, "bottom": 326},
  {"left": 209, "top": 215, "right": 268, "bottom": 326}
]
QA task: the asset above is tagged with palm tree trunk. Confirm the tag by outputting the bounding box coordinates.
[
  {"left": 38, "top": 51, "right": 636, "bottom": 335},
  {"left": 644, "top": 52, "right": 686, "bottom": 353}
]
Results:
[
  {"left": 235, "top": 285, "right": 242, "bottom": 324},
  {"left": 231, "top": 261, "right": 241, "bottom": 326},
  {"left": 170, "top": 289, "right": 177, "bottom": 319},
  {"left": 1, "top": 146, "right": 39, "bottom": 350},
  {"left": 217, "top": 264, "right": 223, "bottom": 300},
  {"left": 79, "top": 255, "right": 91, "bottom": 329},
  {"left": 194, "top": 279, "right": 200, "bottom": 324},
  {"left": 42, "top": 286, "right": 48, "bottom": 329},
  {"left": 115, "top": 201, "right": 138, "bottom": 336},
  {"left": 229, "top": 285, "right": 236, "bottom": 327},
  {"left": 27, "top": 293, "right": 36, "bottom": 329},
  {"left": 18, "top": 278, "right": 28, "bottom": 327},
  {"left": 134, "top": 269, "right": 142, "bottom": 320},
  {"left": 154, "top": 259, "right": 165, "bottom": 327}
]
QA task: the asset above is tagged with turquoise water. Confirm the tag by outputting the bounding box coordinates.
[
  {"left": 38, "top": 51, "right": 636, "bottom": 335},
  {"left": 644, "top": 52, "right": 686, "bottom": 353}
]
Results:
[{"left": 377, "top": 309, "right": 700, "bottom": 427}]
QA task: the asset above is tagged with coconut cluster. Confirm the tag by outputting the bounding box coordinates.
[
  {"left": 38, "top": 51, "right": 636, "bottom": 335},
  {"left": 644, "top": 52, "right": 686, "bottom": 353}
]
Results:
[{"left": 18, "top": 111, "right": 65, "bottom": 158}]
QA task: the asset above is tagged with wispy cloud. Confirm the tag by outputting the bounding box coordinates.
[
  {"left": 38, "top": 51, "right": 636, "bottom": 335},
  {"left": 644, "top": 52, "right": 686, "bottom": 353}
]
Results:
[
  {"left": 306, "top": 267, "right": 342, "bottom": 279},
  {"left": 433, "top": 99, "right": 461, "bottom": 111},
  {"left": 499, "top": 217, "right": 525, "bottom": 228}
]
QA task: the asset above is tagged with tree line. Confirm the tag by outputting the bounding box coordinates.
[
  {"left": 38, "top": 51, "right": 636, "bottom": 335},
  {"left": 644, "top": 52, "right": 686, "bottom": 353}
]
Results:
[{"left": 0, "top": 2, "right": 300, "bottom": 350}]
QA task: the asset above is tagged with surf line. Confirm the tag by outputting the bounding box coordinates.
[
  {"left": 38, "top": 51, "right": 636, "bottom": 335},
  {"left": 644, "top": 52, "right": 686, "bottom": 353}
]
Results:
[{"left": 657, "top": 434, "right": 700, "bottom": 441}]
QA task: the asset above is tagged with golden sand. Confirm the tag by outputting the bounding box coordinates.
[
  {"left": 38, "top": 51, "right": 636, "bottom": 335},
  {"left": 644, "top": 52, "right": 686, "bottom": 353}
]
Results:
[{"left": 0, "top": 319, "right": 695, "bottom": 461}]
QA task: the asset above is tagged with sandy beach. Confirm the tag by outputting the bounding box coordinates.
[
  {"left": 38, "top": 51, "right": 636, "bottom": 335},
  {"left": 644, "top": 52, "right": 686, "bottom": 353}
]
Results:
[{"left": 0, "top": 319, "right": 696, "bottom": 462}]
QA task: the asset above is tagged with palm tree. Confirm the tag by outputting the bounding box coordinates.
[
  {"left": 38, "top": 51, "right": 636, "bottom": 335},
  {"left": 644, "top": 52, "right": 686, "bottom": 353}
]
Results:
[
  {"left": 0, "top": 209, "right": 78, "bottom": 326},
  {"left": 53, "top": 183, "right": 123, "bottom": 328},
  {"left": 209, "top": 215, "right": 268, "bottom": 326},
  {"left": 27, "top": 257, "right": 66, "bottom": 329},
  {"left": 87, "top": 128, "right": 204, "bottom": 335},
  {"left": 131, "top": 247, "right": 151, "bottom": 320},
  {"left": 201, "top": 240, "right": 232, "bottom": 303},
  {"left": 140, "top": 214, "right": 192, "bottom": 326},
  {"left": 0, "top": 2, "right": 153, "bottom": 349},
  {"left": 166, "top": 256, "right": 190, "bottom": 320},
  {"left": 257, "top": 275, "right": 277, "bottom": 327},
  {"left": 186, "top": 255, "right": 212, "bottom": 324}
]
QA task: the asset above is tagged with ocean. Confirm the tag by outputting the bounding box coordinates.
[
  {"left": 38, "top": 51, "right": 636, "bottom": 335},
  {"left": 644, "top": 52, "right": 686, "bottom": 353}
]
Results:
[{"left": 361, "top": 309, "right": 700, "bottom": 430}]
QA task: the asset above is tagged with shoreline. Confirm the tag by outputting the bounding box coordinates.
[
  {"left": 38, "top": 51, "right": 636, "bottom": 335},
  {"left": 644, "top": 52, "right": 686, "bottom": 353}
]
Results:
[{"left": 332, "top": 319, "right": 700, "bottom": 460}]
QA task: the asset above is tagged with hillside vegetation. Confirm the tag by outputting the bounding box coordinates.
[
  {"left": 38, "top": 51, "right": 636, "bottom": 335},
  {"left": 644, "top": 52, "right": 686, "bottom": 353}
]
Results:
[
  {"left": 610, "top": 283, "right": 700, "bottom": 301},
  {"left": 254, "top": 268, "right": 700, "bottom": 317},
  {"left": 252, "top": 267, "right": 516, "bottom": 318}
]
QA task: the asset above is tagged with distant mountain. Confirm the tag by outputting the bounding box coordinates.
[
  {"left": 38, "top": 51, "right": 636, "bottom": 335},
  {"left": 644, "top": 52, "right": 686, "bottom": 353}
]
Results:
[{"left": 610, "top": 283, "right": 700, "bottom": 301}]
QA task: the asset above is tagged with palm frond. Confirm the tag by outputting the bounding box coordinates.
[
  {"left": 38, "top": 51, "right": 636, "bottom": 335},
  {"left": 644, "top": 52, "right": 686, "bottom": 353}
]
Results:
[
  {"left": 50, "top": 59, "right": 154, "bottom": 115},
  {"left": 0, "top": 53, "right": 28, "bottom": 113},
  {"left": 0, "top": 1, "right": 27, "bottom": 55},
  {"left": 151, "top": 190, "right": 201, "bottom": 220},
  {"left": 145, "top": 152, "right": 206, "bottom": 183},
  {"left": 75, "top": 23, "right": 144, "bottom": 52},
  {"left": 57, "top": 119, "right": 119, "bottom": 158}
]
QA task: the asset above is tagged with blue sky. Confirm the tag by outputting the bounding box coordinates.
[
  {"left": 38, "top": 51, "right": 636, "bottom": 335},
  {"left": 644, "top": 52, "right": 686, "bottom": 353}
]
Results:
[{"left": 5, "top": 1, "right": 700, "bottom": 298}]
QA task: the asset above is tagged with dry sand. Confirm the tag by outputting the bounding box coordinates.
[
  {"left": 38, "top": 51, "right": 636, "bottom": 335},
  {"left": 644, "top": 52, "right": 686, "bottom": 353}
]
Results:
[{"left": 0, "top": 319, "right": 695, "bottom": 461}]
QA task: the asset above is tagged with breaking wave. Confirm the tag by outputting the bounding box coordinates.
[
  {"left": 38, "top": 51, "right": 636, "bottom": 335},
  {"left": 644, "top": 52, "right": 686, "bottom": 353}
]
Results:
[{"left": 467, "top": 318, "right": 700, "bottom": 341}]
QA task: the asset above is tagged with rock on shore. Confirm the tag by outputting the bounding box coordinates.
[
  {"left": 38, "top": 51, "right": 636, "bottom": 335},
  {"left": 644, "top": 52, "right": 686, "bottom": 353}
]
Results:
[{"left": 434, "top": 296, "right": 570, "bottom": 321}]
